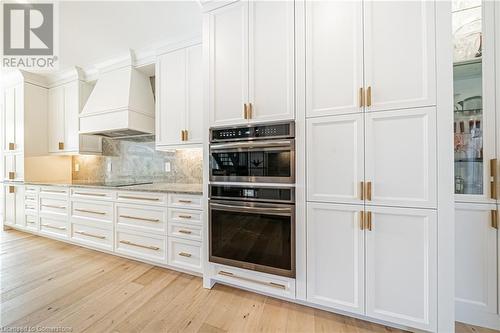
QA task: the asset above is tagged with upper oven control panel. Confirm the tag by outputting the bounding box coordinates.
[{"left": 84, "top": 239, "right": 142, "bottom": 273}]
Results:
[{"left": 210, "top": 122, "right": 295, "bottom": 142}]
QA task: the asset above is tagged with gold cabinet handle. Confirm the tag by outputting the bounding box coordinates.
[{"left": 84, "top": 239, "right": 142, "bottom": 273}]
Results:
[
  {"left": 178, "top": 229, "right": 192, "bottom": 235},
  {"left": 74, "top": 192, "right": 107, "bottom": 197},
  {"left": 366, "top": 182, "right": 372, "bottom": 201},
  {"left": 360, "top": 211, "right": 365, "bottom": 230},
  {"left": 58, "top": 142, "right": 64, "bottom": 150},
  {"left": 119, "top": 215, "right": 160, "bottom": 223},
  {"left": 492, "top": 210, "right": 498, "bottom": 229},
  {"left": 178, "top": 214, "right": 192, "bottom": 219},
  {"left": 248, "top": 103, "right": 253, "bottom": 119},
  {"left": 118, "top": 195, "right": 160, "bottom": 201},
  {"left": 178, "top": 199, "right": 192, "bottom": 204},
  {"left": 119, "top": 240, "right": 160, "bottom": 251},
  {"left": 366, "top": 211, "right": 372, "bottom": 231},
  {"left": 218, "top": 271, "right": 286, "bottom": 290},
  {"left": 75, "top": 208, "right": 106, "bottom": 215},
  {"left": 243, "top": 103, "right": 248, "bottom": 119},
  {"left": 42, "top": 223, "right": 66, "bottom": 230},
  {"left": 366, "top": 86, "right": 372, "bottom": 107},
  {"left": 42, "top": 189, "right": 67, "bottom": 194},
  {"left": 75, "top": 230, "right": 106, "bottom": 239},
  {"left": 8, "top": 186, "right": 15, "bottom": 193},
  {"left": 491, "top": 159, "right": 497, "bottom": 199},
  {"left": 8, "top": 142, "right": 15, "bottom": 150},
  {"left": 359, "top": 88, "right": 365, "bottom": 107},
  {"left": 360, "top": 181, "right": 365, "bottom": 200},
  {"left": 41, "top": 204, "right": 66, "bottom": 209},
  {"left": 184, "top": 130, "right": 189, "bottom": 141},
  {"left": 8, "top": 172, "right": 15, "bottom": 180},
  {"left": 178, "top": 252, "right": 192, "bottom": 257}
]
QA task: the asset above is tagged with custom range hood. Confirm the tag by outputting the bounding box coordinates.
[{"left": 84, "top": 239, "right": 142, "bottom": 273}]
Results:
[{"left": 80, "top": 53, "right": 155, "bottom": 138}]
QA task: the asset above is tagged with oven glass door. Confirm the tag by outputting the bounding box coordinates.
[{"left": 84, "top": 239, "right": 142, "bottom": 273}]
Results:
[
  {"left": 210, "top": 140, "right": 294, "bottom": 183},
  {"left": 209, "top": 201, "right": 295, "bottom": 277}
]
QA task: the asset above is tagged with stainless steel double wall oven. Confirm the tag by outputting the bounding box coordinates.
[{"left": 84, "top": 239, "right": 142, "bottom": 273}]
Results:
[{"left": 208, "top": 122, "right": 296, "bottom": 278}]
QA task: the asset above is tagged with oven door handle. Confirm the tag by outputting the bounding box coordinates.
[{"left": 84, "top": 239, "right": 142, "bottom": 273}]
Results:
[
  {"left": 210, "top": 140, "right": 294, "bottom": 151},
  {"left": 210, "top": 202, "right": 293, "bottom": 216}
]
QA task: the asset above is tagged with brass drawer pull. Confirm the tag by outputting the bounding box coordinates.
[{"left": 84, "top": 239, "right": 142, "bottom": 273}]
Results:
[
  {"left": 366, "top": 86, "right": 372, "bottom": 107},
  {"left": 359, "top": 87, "right": 365, "bottom": 107},
  {"left": 360, "top": 211, "right": 365, "bottom": 230},
  {"left": 26, "top": 221, "right": 36, "bottom": 224},
  {"left": 178, "top": 229, "right": 192, "bottom": 235},
  {"left": 25, "top": 205, "right": 36, "bottom": 209},
  {"left": 42, "top": 189, "right": 67, "bottom": 194},
  {"left": 360, "top": 181, "right": 365, "bottom": 200},
  {"left": 42, "top": 224, "right": 66, "bottom": 230},
  {"left": 119, "top": 240, "right": 160, "bottom": 251},
  {"left": 243, "top": 103, "right": 248, "bottom": 119},
  {"left": 8, "top": 172, "right": 15, "bottom": 180},
  {"left": 366, "top": 182, "right": 372, "bottom": 201},
  {"left": 118, "top": 195, "right": 160, "bottom": 201},
  {"left": 74, "top": 192, "right": 107, "bottom": 197},
  {"left": 75, "top": 208, "right": 106, "bottom": 215},
  {"left": 120, "top": 215, "right": 160, "bottom": 223},
  {"left": 184, "top": 130, "right": 189, "bottom": 141},
  {"left": 178, "top": 200, "right": 192, "bottom": 204},
  {"left": 8, "top": 142, "right": 15, "bottom": 150},
  {"left": 75, "top": 230, "right": 106, "bottom": 239},
  {"left": 178, "top": 252, "right": 192, "bottom": 258},
  {"left": 248, "top": 103, "right": 253, "bottom": 119},
  {"left": 178, "top": 214, "right": 192, "bottom": 219},
  {"left": 366, "top": 211, "right": 372, "bottom": 231},
  {"left": 41, "top": 204, "right": 66, "bottom": 209},
  {"left": 218, "top": 271, "right": 286, "bottom": 290},
  {"left": 491, "top": 159, "right": 497, "bottom": 199},
  {"left": 492, "top": 210, "right": 498, "bottom": 229},
  {"left": 58, "top": 142, "right": 64, "bottom": 150},
  {"left": 8, "top": 186, "right": 15, "bottom": 193}
]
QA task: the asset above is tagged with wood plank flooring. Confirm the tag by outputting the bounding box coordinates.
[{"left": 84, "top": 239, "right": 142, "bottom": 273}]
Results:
[{"left": 0, "top": 229, "right": 496, "bottom": 333}]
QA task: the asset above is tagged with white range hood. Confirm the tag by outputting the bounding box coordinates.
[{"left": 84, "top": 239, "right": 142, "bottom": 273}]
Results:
[{"left": 80, "top": 64, "right": 155, "bottom": 138}]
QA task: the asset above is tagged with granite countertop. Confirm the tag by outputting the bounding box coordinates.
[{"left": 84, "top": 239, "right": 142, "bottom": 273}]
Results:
[{"left": 2, "top": 180, "right": 203, "bottom": 195}]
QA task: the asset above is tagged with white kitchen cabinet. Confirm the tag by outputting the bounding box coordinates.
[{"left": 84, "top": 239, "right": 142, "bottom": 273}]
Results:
[
  {"left": 364, "top": 107, "right": 437, "bottom": 209},
  {"left": 306, "top": 202, "right": 364, "bottom": 314},
  {"left": 4, "top": 184, "right": 24, "bottom": 229},
  {"left": 2, "top": 84, "right": 24, "bottom": 153},
  {"left": 455, "top": 203, "right": 498, "bottom": 324},
  {"left": 3, "top": 153, "right": 24, "bottom": 181},
  {"left": 305, "top": 0, "right": 364, "bottom": 117},
  {"left": 307, "top": 114, "right": 364, "bottom": 204},
  {"left": 156, "top": 43, "right": 203, "bottom": 148},
  {"left": 363, "top": 1, "right": 436, "bottom": 112},
  {"left": 365, "top": 205, "right": 437, "bottom": 331},
  {"left": 208, "top": 0, "right": 294, "bottom": 126},
  {"left": 48, "top": 80, "right": 101, "bottom": 154}
]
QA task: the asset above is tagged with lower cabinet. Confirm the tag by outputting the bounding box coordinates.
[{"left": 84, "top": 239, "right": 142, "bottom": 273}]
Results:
[
  {"left": 455, "top": 203, "right": 498, "bottom": 328},
  {"left": 39, "top": 216, "right": 69, "bottom": 239},
  {"left": 307, "top": 202, "right": 437, "bottom": 331},
  {"left": 115, "top": 228, "right": 167, "bottom": 264},
  {"left": 4, "top": 184, "right": 24, "bottom": 228}
]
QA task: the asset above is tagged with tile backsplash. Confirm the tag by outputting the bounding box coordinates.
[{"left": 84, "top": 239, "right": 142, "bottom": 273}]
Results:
[{"left": 72, "top": 138, "right": 202, "bottom": 184}]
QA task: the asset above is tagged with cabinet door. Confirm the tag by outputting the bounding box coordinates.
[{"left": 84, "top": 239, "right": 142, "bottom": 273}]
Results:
[
  {"left": 4, "top": 153, "right": 24, "bottom": 181},
  {"left": 305, "top": 0, "right": 363, "bottom": 117},
  {"left": 306, "top": 202, "right": 364, "bottom": 314},
  {"left": 307, "top": 114, "right": 364, "bottom": 204},
  {"left": 209, "top": 1, "right": 249, "bottom": 126},
  {"left": 365, "top": 107, "right": 436, "bottom": 208},
  {"left": 455, "top": 203, "right": 498, "bottom": 319},
  {"left": 186, "top": 44, "right": 203, "bottom": 144},
  {"left": 64, "top": 81, "right": 80, "bottom": 152},
  {"left": 157, "top": 50, "right": 186, "bottom": 146},
  {"left": 14, "top": 84, "right": 24, "bottom": 152},
  {"left": 3, "top": 86, "right": 16, "bottom": 152},
  {"left": 248, "top": 0, "right": 294, "bottom": 122},
  {"left": 365, "top": 206, "right": 437, "bottom": 331},
  {"left": 364, "top": 1, "right": 436, "bottom": 112},
  {"left": 14, "top": 185, "right": 25, "bottom": 228},
  {"left": 48, "top": 86, "right": 65, "bottom": 153},
  {"left": 4, "top": 185, "right": 16, "bottom": 226}
]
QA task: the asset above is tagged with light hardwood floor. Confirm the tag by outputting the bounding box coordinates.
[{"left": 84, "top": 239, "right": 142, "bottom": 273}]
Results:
[{"left": 0, "top": 229, "right": 496, "bottom": 333}]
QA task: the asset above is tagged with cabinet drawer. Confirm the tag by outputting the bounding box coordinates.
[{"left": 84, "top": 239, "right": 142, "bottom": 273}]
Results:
[
  {"left": 168, "top": 208, "right": 202, "bottom": 225},
  {"left": 116, "top": 192, "right": 166, "bottom": 205},
  {"left": 40, "top": 217, "right": 68, "bottom": 239},
  {"left": 168, "top": 193, "right": 202, "bottom": 209},
  {"left": 116, "top": 204, "right": 166, "bottom": 233},
  {"left": 25, "top": 200, "right": 37, "bottom": 214},
  {"left": 39, "top": 197, "right": 68, "bottom": 217},
  {"left": 115, "top": 230, "right": 166, "bottom": 263},
  {"left": 71, "top": 222, "right": 113, "bottom": 251},
  {"left": 71, "top": 200, "right": 113, "bottom": 224},
  {"left": 25, "top": 214, "right": 38, "bottom": 231},
  {"left": 168, "top": 223, "right": 202, "bottom": 241},
  {"left": 168, "top": 237, "right": 202, "bottom": 272},
  {"left": 71, "top": 188, "right": 115, "bottom": 201},
  {"left": 40, "top": 187, "right": 68, "bottom": 198}
]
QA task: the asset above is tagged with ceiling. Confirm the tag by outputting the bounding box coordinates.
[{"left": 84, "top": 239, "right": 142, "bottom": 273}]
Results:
[{"left": 58, "top": 1, "right": 203, "bottom": 70}]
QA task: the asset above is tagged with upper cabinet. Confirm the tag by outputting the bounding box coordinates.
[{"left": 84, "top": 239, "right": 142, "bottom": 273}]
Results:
[
  {"left": 48, "top": 80, "right": 102, "bottom": 155},
  {"left": 208, "top": 0, "right": 295, "bottom": 127},
  {"left": 306, "top": 0, "right": 436, "bottom": 118},
  {"left": 156, "top": 43, "right": 203, "bottom": 148}
]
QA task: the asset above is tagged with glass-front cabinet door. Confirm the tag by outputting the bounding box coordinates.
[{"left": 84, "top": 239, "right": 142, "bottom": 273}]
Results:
[{"left": 453, "top": 0, "right": 497, "bottom": 203}]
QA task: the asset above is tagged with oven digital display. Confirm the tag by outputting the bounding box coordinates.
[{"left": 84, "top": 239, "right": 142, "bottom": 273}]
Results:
[{"left": 243, "top": 189, "right": 256, "bottom": 197}]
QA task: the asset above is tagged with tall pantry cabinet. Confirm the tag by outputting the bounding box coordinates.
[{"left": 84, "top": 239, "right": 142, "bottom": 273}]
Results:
[
  {"left": 303, "top": 1, "right": 450, "bottom": 332},
  {"left": 452, "top": 1, "right": 499, "bottom": 330}
]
